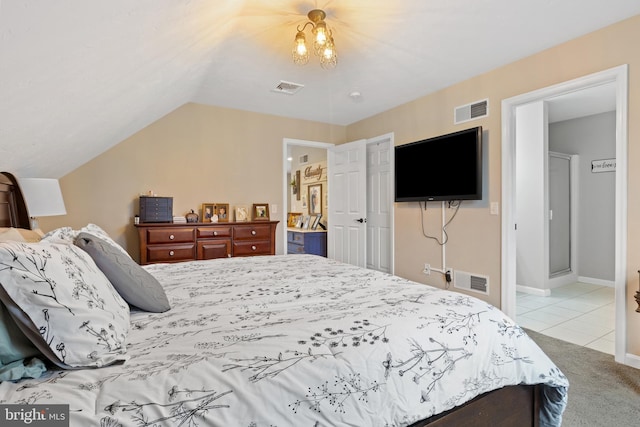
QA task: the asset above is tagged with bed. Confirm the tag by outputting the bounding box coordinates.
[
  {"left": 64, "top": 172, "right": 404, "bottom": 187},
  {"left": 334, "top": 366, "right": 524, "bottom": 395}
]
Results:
[{"left": 0, "top": 174, "right": 568, "bottom": 426}]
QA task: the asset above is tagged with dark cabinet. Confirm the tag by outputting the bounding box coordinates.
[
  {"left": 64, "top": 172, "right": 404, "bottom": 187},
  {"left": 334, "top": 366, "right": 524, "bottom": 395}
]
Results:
[
  {"left": 287, "top": 229, "right": 327, "bottom": 257},
  {"left": 139, "top": 196, "right": 173, "bottom": 223}
]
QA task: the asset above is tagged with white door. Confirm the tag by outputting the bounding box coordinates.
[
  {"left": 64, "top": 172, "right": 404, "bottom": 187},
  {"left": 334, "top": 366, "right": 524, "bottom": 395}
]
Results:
[
  {"left": 328, "top": 139, "right": 367, "bottom": 267},
  {"left": 366, "top": 134, "right": 394, "bottom": 273}
]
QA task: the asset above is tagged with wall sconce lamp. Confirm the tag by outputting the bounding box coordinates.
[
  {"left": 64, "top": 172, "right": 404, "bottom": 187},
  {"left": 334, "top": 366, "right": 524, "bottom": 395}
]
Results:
[
  {"left": 18, "top": 178, "right": 67, "bottom": 229},
  {"left": 292, "top": 9, "right": 337, "bottom": 69}
]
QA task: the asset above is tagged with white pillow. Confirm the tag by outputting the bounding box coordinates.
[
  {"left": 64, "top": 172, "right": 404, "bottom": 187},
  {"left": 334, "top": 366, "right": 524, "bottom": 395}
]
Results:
[
  {"left": 0, "top": 241, "right": 130, "bottom": 368},
  {"left": 43, "top": 223, "right": 131, "bottom": 259}
]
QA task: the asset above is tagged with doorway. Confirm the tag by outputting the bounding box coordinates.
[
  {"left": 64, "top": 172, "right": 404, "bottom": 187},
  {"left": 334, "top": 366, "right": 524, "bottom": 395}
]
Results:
[
  {"left": 284, "top": 134, "right": 394, "bottom": 274},
  {"left": 282, "top": 138, "right": 333, "bottom": 256},
  {"left": 501, "top": 65, "right": 629, "bottom": 364}
]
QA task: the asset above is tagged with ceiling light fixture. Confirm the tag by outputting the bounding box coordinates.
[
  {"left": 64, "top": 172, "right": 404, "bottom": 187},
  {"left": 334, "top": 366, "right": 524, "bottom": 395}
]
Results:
[{"left": 292, "top": 9, "right": 337, "bottom": 69}]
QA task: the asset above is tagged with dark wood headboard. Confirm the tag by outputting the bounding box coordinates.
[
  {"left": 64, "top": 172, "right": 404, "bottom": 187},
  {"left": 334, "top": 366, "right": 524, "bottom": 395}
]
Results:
[{"left": 0, "top": 172, "right": 31, "bottom": 229}]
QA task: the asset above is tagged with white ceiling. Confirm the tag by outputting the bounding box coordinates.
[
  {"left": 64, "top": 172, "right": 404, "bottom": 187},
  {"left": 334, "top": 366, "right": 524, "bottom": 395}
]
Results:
[{"left": 1, "top": 0, "right": 638, "bottom": 178}]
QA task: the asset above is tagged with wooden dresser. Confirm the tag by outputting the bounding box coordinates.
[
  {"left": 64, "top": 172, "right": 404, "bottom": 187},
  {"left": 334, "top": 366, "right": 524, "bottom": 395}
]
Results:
[{"left": 136, "top": 221, "right": 279, "bottom": 265}]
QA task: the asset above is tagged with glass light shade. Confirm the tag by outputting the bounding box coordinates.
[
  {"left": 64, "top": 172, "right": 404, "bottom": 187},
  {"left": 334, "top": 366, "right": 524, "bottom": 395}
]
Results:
[
  {"left": 313, "top": 22, "right": 327, "bottom": 46},
  {"left": 18, "top": 178, "right": 67, "bottom": 217},
  {"left": 320, "top": 37, "right": 337, "bottom": 69},
  {"left": 292, "top": 31, "right": 309, "bottom": 65},
  {"left": 312, "top": 22, "right": 328, "bottom": 56}
]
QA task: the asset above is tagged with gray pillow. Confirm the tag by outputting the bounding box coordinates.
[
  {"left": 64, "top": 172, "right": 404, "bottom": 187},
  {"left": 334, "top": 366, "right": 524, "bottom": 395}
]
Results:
[{"left": 75, "top": 232, "right": 171, "bottom": 313}]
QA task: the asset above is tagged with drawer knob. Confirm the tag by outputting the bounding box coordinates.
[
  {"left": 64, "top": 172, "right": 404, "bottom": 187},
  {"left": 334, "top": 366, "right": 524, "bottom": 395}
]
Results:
[
  {"left": 169, "top": 251, "right": 175, "bottom": 256},
  {"left": 251, "top": 245, "right": 257, "bottom": 251},
  {"left": 169, "top": 234, "right": 175, "bottom": 240},
  {"left": 213, "top": 231, "right": 218, "bottom": 236},
  {"left": 251, "top": 230, "right": 257, "bottom": 236}
]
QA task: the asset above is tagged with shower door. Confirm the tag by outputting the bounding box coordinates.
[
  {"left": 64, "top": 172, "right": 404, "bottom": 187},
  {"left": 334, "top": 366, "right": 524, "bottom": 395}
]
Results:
[{"left": 548, "top": 152, "right": 572, "bottom": 277}]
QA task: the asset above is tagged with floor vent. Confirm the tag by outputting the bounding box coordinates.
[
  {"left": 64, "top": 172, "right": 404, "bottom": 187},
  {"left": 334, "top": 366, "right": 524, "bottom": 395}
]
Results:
[
  {"left": 272, "top": 80, "right": 304, "bottom": 95},
  {"left": 453, "top": 270, "right": 489, "bottom": 295},
  {"left": 454, "top": 99, "right": 488, "bottom": 124}
]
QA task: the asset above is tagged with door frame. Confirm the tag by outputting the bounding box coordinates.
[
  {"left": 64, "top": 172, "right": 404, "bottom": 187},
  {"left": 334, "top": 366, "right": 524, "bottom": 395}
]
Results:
[
  {"left": 501, "top": 65, "right": 630, "bottom": 365},
  {"left": 282, "top": 138, "right": 334, "bottom": 255}
]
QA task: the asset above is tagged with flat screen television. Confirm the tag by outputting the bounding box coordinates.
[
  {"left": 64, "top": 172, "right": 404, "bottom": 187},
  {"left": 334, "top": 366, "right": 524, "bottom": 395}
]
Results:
[{"left": 394, "top": 126, "right": 483, "bottom": 202}]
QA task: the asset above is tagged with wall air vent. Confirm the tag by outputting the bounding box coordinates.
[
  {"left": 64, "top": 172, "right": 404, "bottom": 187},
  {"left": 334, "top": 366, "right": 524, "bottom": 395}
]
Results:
[
  {"left": 299, "top": 154, "right": 309, "bottom": 164},
  {"left": 454, "top": 99, "right": 489, "bottom": 124},
  {"left": 453, "top": 270, "right": 489, "bottom": 295},
  {"left": 271, "top": 80, "right": 304, "bottom": 95}
]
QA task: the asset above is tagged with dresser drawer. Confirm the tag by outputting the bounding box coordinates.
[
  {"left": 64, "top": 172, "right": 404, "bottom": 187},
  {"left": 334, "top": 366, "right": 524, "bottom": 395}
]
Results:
[
  {"left": 197, "top": 240, "right": 231, "bottom": 260},
  {"left": 146, "top": 227, "right": 194, "bottom": 244},
  {"left": 233, "top": 240, "right": 271, "bottom": 256},
  {"left": 197, "top": 226, "right": 232, "bottom": 239},
  {"left": 146, "top": 243, "right": 195, "bottom": 263},
  {"left": 287, "top": 242, "right": 305, "bottom": 254},
  {"left": 287, "top": 231, "right": 304, "bottom": 244},
  {"left": 234, "top": 224, "right": 272, "bottom": 240}
]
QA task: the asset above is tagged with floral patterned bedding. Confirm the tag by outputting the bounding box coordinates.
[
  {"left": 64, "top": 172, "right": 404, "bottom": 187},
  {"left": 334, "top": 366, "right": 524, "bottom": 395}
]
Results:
[{"left": 0, "top": 254, "right": 568, "bottom": 426}]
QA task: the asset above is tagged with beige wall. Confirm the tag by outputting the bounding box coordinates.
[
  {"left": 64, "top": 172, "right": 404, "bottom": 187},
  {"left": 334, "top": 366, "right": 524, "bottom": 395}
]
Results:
[
  {"left": 347, "top": 14, "right": 640, "bottom": 355},
  {"left": 41, "top": 15, "right": 640, "bottom": 356},
  {"left": 41, "top": 104, "right": 345, "bottom": 257}
]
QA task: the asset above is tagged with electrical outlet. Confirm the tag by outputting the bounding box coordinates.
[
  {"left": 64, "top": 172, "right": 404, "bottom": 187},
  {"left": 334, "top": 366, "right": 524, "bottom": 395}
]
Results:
[
  {"left": 423, "top": 263, "right": 431, "bottom": 275},
  {"left": 445, "top": 269, "right": 453, "bottom": 283}
]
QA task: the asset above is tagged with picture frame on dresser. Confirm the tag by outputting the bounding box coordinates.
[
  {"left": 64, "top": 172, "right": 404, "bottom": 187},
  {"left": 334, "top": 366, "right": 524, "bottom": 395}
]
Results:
[
  {"left": 235, "top": 205, "right": 249, "bottom": 222},
  {"left": 311, "top": 214, "right": 322, "bottom": 230},
  {"left": 214, "top": 203, "right": 229, "bottom": 222},
  {"left": 201, "top": 203, "right": 215, "bottom": 222},
  {"left": 252, "top": 203, "right": 269, "bottom": 220},
  {"left": 287, "top": 212, "right": 302, "bottom": 227}
]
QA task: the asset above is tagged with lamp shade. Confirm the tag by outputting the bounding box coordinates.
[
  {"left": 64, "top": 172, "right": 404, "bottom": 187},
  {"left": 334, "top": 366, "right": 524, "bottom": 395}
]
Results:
[{"left": 19, "top": 178, "right": 67, "bottom": 217}]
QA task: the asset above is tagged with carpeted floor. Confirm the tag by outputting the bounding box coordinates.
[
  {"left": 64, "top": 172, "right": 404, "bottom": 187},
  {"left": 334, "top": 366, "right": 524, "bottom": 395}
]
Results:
[{"left": 525, "top": 329, "right": 640, "bottom": 426}]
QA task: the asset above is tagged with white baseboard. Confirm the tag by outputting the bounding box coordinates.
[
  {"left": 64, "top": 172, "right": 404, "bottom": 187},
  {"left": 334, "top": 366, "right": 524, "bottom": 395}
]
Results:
[
  {"left": 516, "top": 284, "right": 551, "bottom": 297},
  {"left": 624, "top": 352, "right": 640, "bottom": 369},
  {"left": 549, "top": 272, "right": 578, "bottom": 289},
  {"left": 577, "top": 276, "right": 615, "bottom": 288}
]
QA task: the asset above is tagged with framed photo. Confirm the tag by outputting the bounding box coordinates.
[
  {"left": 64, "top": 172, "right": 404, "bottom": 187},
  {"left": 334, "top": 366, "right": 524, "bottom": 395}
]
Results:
[
  {"left": 201, "top": 203, "right": 215, "bottom": 222},
  {"left": 295, "top": 215, "right": 303, "bottom": 228},
  {"left": 302, "top": 215, "right": 311, "bottom": 229},
  {"left": 235, "top": 205, "right": 249, "bottom": 222},
  {"left": 287, "top": 212, "right": 302, "bottom": 227},
  {"left": 311, "top": 214, "right": 322, "bottom": 230},
  {"left": 252, "top": 203, "right": 270, "bottom": 220},
  {"left": 308, "top": 183, "right": 322, "bottom": 215},
  {"left": 214, "top": 203, "right": 229, "bottom": 223}
]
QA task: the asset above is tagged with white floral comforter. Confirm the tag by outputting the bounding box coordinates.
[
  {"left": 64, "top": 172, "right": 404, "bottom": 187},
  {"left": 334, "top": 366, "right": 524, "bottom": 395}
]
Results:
[{"left": 0, "top": 255, "right": 568, "bottom": 426}]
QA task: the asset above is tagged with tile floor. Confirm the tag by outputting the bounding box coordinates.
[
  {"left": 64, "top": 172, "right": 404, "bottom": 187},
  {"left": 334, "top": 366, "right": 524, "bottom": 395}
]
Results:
[{"left": 516, "top": 282, "right": 615, "bottom": 355}]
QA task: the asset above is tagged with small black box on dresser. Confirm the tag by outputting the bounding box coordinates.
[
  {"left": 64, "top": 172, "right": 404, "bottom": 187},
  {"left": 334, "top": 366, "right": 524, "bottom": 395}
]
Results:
[{"left": 139, "top": 196, "right": 173, "bottom": 223}]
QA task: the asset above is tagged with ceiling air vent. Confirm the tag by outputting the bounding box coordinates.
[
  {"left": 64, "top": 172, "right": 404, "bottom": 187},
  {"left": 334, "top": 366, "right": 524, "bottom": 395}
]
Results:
[
  {"left": 453, "top": 270, "right": 489, "bottom": 295},
  {"left": 272, "top": 80, "right": 304, "bottom": 95},
  {"left": 454, "top": 99, "right": 489, "bottom": 124},
  {"left": 299, "top": 154, "right": 309, "bottom": 164}
]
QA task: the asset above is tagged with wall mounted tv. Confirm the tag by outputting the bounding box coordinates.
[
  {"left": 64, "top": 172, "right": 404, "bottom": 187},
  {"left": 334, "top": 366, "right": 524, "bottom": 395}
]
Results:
[{"left": 394, "top": 126, "right": 483, "bottom": 202}]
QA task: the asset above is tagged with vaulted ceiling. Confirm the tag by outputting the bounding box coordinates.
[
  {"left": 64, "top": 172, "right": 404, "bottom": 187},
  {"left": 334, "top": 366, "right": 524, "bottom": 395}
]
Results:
[{"left": 2, "top": 1, "right": 639, "bottom": 179}]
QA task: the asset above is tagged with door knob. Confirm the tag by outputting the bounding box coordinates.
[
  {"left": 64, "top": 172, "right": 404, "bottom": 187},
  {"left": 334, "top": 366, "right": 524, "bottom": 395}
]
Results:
[{"left": 355, "top": 218, "right": 367, "bottom": 223}]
